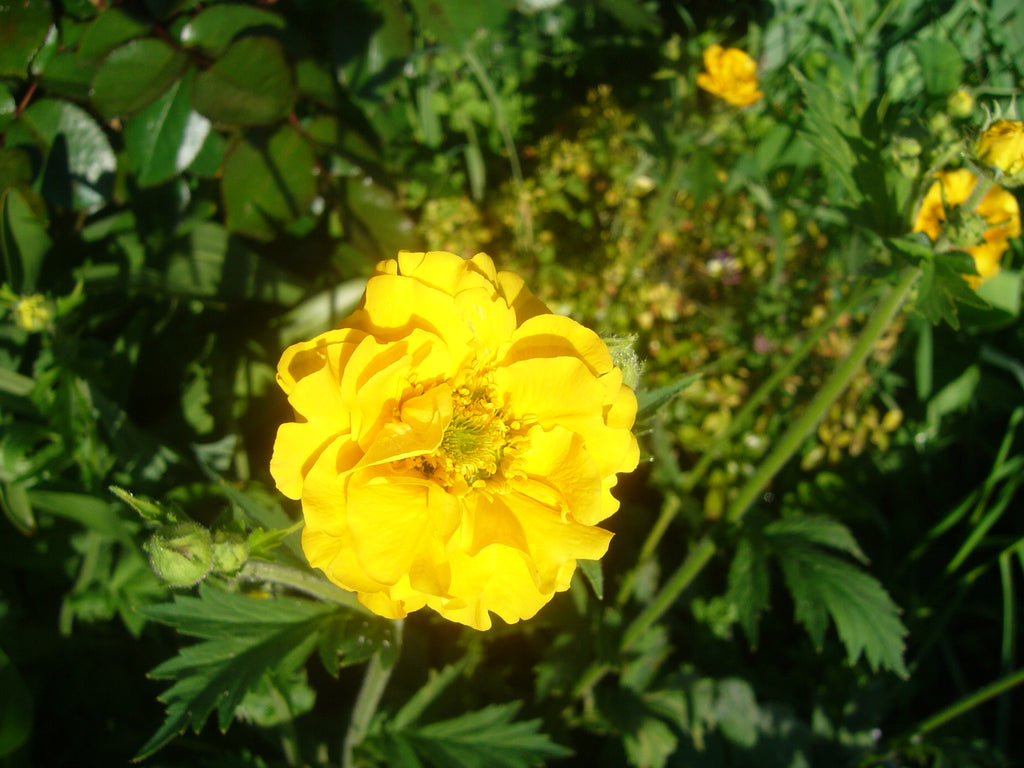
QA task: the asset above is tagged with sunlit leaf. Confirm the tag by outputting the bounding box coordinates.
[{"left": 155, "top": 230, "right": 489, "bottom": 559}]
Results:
[
  {"left": 179, "top": 4, "right": 285, "bottom": 57},
  {"left": 0, "top": 0, "right": 52, "bottom": 78}
]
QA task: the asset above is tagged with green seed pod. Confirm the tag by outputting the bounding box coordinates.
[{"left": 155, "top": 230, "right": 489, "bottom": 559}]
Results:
[{"left": 145, "top": 522, "right": 213, "bottom": 587}]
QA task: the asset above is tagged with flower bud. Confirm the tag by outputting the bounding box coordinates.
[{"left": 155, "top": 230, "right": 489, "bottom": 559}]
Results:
[
  {"left": 12, "top": 295, "right": 53, "bottom": 332},
  {"left": 976, "top": 119, "right": 1024, "bottom": 184},
  {"left": 943, "top": 206, "right": 989, "bottom": 248},
  {"left": 145, "top": 522, "right": 213, "bottom": 587},
  {"left": 947, "top": 89, "right": 974, "bottom": 119},
  {"left": 603, "top": 334, "right": 643, "bottom": 390},
  {"left": 211, "top": 530, "right": 249, "bottom": 575}
]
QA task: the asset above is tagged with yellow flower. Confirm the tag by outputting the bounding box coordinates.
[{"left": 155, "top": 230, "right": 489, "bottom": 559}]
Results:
[
  {"left": 696, "top": 45, "right": 763, "bottom": 107},
  {"left": 271, "top": 251, "right": 639, "bottom": 630},
  {"left": 12, "top": 294, "right": 52, "bottom": 332},
  {"left": 913, "top": 169, "right": 1021, "bottom": 286},
  {"left": 976, "top": 119, "right": 1024, "bottom": 179}
]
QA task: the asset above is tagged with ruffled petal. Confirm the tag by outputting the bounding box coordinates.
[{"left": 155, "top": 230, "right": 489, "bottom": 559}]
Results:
[{"left": 498, "top": 313, "right": 613, "bottom": 376}]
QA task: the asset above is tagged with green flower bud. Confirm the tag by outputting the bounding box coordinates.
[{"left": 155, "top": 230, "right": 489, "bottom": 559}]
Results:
[
  {"left": 947, "top": 89, "right": 974, "bottom": 119},
  {"left": 604, "top": 334, "right": 643, "bottom": 390},
  {"left": 212, "top": 530, "right": 249, "bottom": 575},
  {"left": 944, "top": 206, "right": 989, "bottom": 248},
  {"left": 145, "top": 522, "right": 213, "bottom": 587}
]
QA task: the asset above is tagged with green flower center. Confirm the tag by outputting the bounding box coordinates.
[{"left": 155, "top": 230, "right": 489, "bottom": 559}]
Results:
[{"left": 418, "top": 382, "right": 514, "bottom": 489}]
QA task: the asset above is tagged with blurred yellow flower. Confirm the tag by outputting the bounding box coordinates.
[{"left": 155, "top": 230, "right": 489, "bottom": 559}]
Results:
[
  {"left": 12, "top": 295, "right": 52, "bottom": 332},
  {"left": 271, "top": 251, "right": 639, "bottom": 630},
  {"left": 913, "top": 169, "right": 1021, "bottom": 285},
  {"left": 696, "top": 45, "right": 763, "bottom": 107},
  {"left": 976, "top": 119, "right": 1024, "bottom": 179}
]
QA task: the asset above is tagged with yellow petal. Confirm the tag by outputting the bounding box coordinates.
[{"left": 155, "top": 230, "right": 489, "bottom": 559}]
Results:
[
  {"left": 269, "top": 422, "right": 348, "bottom": 499},
  {"left": 499, "top": 313, "right": 614, "bottom": 376}
]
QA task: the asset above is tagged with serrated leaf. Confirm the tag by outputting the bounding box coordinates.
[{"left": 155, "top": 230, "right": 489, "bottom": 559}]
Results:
[
  {"left": 764, "top": 514, "right": 867, "bottom": 563},
  {"left": 124, "top": 68, "right": 211, "bottom": 187},
  {"left": 397, "top": 702, "right": 573, "bottom": 768},
  {"left": 193, "top": 36, "right": 295, "bottom": 126},
  {"left": 914, "top": 253, "right": 987, "bottom": 329},
  {"left": 725, "top": 535, "right": 770, "bottom": 647},
  {"left": 772, "top": 544, "right": 907, "bottom": 675},
  {"left": 134, "top": 586, "right": 376, "bottom": 759},
  {"left": 90, "top": 38, "right": 189, "bottom": 118},
  {"left": 109, "top": 485, "right": 175, "bottom": 524}
]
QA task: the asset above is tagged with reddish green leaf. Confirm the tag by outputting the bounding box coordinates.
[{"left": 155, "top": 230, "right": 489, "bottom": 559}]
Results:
[
  {"left": 90, "top": 38, "right": 189, "bottom": 118},
  {"left": 178, "top": 4, "right": 285, "bottom": 57},
  {"left": 124, "top": 68, "right": 211, "bottom": 187},
  {"left": 222, "top": 125, "right": 316, "bottom": 240},
  {"left": 0, "top": 0, "right": 52, "bottom": 78},
  {"left": 193, "top": 37, "right": 296, "bottom": 126}
]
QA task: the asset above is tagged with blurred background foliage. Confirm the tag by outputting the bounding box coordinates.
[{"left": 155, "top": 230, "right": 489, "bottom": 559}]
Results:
[{"left": 2, "top": 0, "right": 1024, "bottom": 766}]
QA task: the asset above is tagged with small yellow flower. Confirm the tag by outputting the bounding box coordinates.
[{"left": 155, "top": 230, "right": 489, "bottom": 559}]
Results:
[
  {"left": 696, "top": 45, "right": 763, "bottom": 107},
  {"left": 271, "top": 251, "right": 639, "bottom": 629},
  {"left": 976, "top": 119, "right": 1024, "bottom": 180},
  {"left": 913, "top": 169, "right": 1021, "bottom": 286},
  {"left": 12, "top": 295, "right": 53, "bottom": 332}
]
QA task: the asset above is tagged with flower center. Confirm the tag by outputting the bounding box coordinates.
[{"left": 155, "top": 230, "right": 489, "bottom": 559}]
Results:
[{"left": 417, "top": 381, "right": 514, "bottom": 489}]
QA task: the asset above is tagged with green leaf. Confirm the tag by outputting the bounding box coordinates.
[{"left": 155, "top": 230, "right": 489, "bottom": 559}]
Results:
[
  {"left": 595, "top": 0, "right": 662, "bottom": 34},
  {"left": 0, "top": 0, "right": 52, "bottom": 78},
  {"left": 635, "top": 373, "right": 702, "bottom": 422},
  {"left": 27, "top": 490, "right": 136, "bottom": 543},
  {"left": 914, "top": 252, "right": 987, "bottom": 330},
  {"left": 0, "top": 84, "right": 16, "bottom": 133},
  {"left": 192, "top": 36, "right": 296, "bottom": 126},
  {"left": 960, "top": 269, "right": 1022, "bottom": 331},
  {"left": 577, "top": 559, "right": 604, "bottom": 601},
  {"left": 345, "top": 175, "right": 419, "bottom": 260},
  {"left": 90, "top": 38, "right": 189, "bottom": 118},
  {"left": 1, "top": 186, "right": 51, "bottom": 293},
  {"left": 764, "top": 514, "right": 867, "bottom": 563},
  {"left": 913, "top": 37, "right": 964, "bottom": 97},
  {"left": 164, "top": 221, "right": 304, "bottom": 303},
  {"left": 0, "top": 481, "right": 35, "bottom": 535},
  {"left": 124, "top": 68, "right": 211, "bottom": 187},
  {"left": 0, "top": 647, "right": 33, "bottom": 758},
  {"left": 390, "top": 702, "right": 573, "bottom": 768},
  {"left": 135, "top": 586, "right": 374, "bottom": 759},
  {"left": 6, "top": 98, "right": 116, "bottom": 211},
  {"left": 725, "top": 535, "right": 770, "bottom": 647},
  {"left": 178, "top": 4, "right": 286, "bottom": 57},
  {"left": 770, "top": 536, "right": 907, "bottom": 676},
  {"left": 407, "top": 0, "right": 511, "bottom": 47},
  {"left": 110, "top": 485, "right": 175, "bottom": 524},
  {"left": 75, "top": 7, "right": 150, "bottom": 65},
  {"left": 222, "top": 126, "right": 317, "bottom": 240}
]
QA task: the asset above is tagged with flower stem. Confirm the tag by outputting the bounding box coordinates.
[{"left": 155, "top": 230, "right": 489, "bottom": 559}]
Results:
[
  {"left": 724, "top": 265, "right": 920, "bottom": 523},
  {"left": 238, "top": 560, "right": 370, "bottom": 614},
  {"left": 910, "top": 664, "right": 1024, "bottom": 738},
  {"left": 342, "top": 620, "right": 404, "bottom": 768},
  {"left": 619, "top": 535, "right": 717, "bottom": 652},
  {"left": 681, "top": 279, "right": 877, "bottom": 496}
]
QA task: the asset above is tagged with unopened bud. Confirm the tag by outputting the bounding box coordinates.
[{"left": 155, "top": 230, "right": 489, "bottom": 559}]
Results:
[
  {"left": 212, "top": 530, "right": 249, "bottom": 575},
  {"left": 145, "top": 522, "right": 212, "bottom": 587}
]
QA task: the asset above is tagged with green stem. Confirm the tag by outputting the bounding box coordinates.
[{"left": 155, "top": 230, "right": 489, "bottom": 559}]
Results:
[
  {"left": 620, "top": 535, "right": 717, "bottom": 652},
  {"left": 238, "top": 560, "right": 370, "bottom": 614},
  {"left": 573, "top": 536, "right": 717, "bottom": 698},
  {"left": 682, "top": 279, "right": 877, "bottom": 496},
  {"left": 724, "top": 266, "right": 920, "bottom": 524},
  {"left": 342, "top": 620, "right": 404, "bottom": 768},
  {"left": 911, "top": 665, "right": 1024, "bottom": 738}
]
